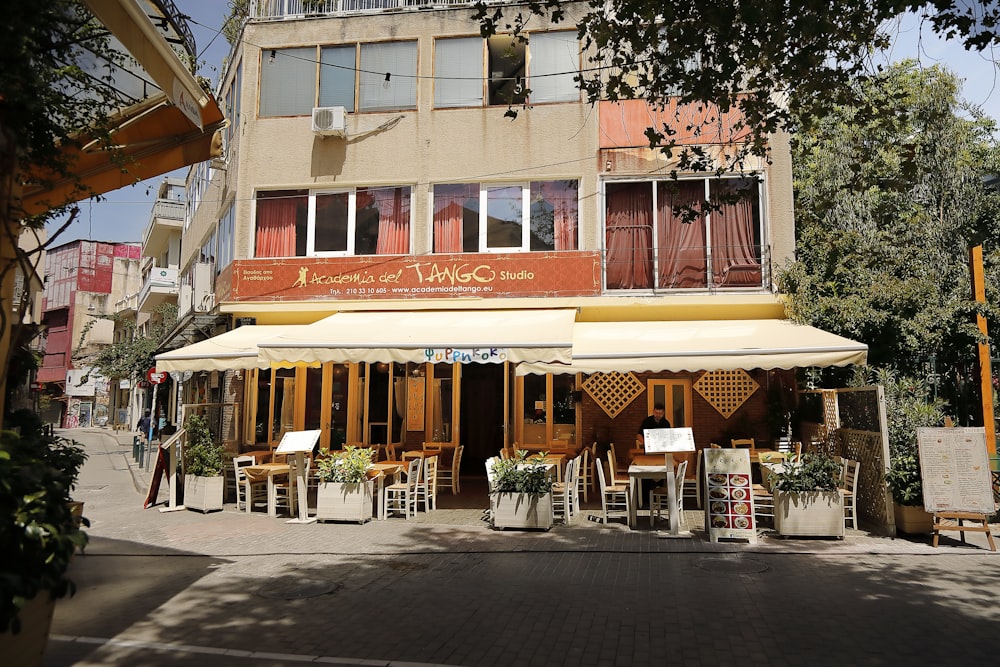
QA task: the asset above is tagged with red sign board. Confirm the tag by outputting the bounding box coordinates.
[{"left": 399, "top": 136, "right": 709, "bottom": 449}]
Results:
[
  {"left": 147, "top": 368, "right": 167, "bottom": 384},
  {"left": 228, "top": 251, "right": 602, "bottom": 302}
]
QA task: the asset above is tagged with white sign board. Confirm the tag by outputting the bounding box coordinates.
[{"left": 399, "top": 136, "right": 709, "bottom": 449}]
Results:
[
  {"left": 703, "top": 448, "right": 757, "bottom": 543},
  {"left": 275, "top": 429, "right": 322, "bottom": 454},
  {"left": 644, "top": 427, "right": 696, "bottom": 453},
  {"left": 917, "top": 427, "right": 995, "bottom": 514}
]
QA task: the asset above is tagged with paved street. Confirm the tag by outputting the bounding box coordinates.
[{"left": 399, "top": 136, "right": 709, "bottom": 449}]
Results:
[{"left": 42, "top": 428, "right": 1000, "bottom": 666}]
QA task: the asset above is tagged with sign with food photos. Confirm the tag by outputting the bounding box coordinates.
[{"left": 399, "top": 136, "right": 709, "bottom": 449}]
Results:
[{"left": 703, "top": 448, "right": 757, "bottom": 544}]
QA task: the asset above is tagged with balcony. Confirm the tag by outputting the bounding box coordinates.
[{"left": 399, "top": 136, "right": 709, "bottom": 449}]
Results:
[
  {"left": 138, "top": 265, "right": 180, "bottom": 313},
  {"left": 142, "top": 199, "right": 185, "bottom": 257}
]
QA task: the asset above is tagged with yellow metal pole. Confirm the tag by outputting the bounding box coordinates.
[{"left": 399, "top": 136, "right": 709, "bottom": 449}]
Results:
[{"left": 970, "top": 245, "right": 996, "bottom": 455}]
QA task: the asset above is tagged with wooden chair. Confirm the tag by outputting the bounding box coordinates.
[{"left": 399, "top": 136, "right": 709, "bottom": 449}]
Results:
[
  {"left": 233, "top": 456, "right": 261, "bottom": 512},
  {"left": 682, "top": 450, "right": 703, "bottom": 509},
  {"left": 596, "top": 459, "right": 630, "bottom": 524},
  {"left": 840, "top": 458, "right": 860, "bottom": 529},
  {"left": 385, "top": 458, "right": 421, "bottom": 519},
  {"left": 416, "top": 455, "right": 438, "bottom": 512},
  {"left": 731, "top": 438, "right": 755, "bottom": 450},
  {"left": 273, "top": 457, "right": 310, "bottom": 517},
  {"left": 437, "top": 445, "right": 464, "bottom": 494},
  {"left": 650, "top": 460, "right": 688, "bottom": 528},
  {"left": 552, "top": 456, "right": 576, "bottom": 524},
  {"left": 606, "top": 445, "right": 629, "bottom": 484},
  {"left": 576, "top": 444, "right": 594, "bottom": 503}
]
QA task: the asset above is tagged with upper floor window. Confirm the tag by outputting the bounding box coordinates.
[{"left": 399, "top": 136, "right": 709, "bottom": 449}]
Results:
[
  {"left": 435, "top": 31, "right": 579, "bottom": 108},
  {"left": 260, "top": 41, "right": 417, "bottom": 117},
  {"left": 255, "top": 186, "right": 411, "bottom": 258},
  {"left": 432, "top": 180, "right": 578, "bottom": 253},
  {"left": 604, "top": 177, "right": 763, "bottom": 291}
]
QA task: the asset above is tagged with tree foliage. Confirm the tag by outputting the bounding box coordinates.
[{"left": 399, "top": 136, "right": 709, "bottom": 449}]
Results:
[
  {"left": 778, "top": 61, "right": 1000, "bottom": 405},
  {"left": 473, "top": 1, "right": 1000, "bottom": 171},
  {"left": 88, "top": 304, "right": 178, "bottom": 383}
]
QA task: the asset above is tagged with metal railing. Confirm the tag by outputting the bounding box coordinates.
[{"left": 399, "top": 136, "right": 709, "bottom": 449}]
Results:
[{"left": 250, "top": 0, "right": 477, "bottom": 20}]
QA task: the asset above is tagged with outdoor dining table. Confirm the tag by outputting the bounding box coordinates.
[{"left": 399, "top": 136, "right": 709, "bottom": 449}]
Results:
[
  {"left": 527, "top": 453, "right": 566, "bottom": 482},
  {"left": 370, "top": 461, "right": 405, "bottom": 520},
  {"left": 241, "top": 449, "right": 273, "bottom": 464},
  {"left": 627, "top": 456, "right": 684, "bottom": 535},
  {"left": 243, "top": 462, "right": 290, "bottom": 517}
]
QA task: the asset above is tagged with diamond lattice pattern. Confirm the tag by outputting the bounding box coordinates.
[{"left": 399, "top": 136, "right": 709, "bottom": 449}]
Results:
[
  {"left": 694, "top": 370, "right": 760, "bottom": 419},
  {"left": 582, "top": 372, "right": 645, "bottom": 419}
]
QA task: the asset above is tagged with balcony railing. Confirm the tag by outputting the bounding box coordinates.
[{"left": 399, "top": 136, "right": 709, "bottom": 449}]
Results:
[
  {"left": 250, "top": 0, "right": 476, "bottom": 20},
  {"left": 138, "top": 265, "right": 180, "bottom": 311}
]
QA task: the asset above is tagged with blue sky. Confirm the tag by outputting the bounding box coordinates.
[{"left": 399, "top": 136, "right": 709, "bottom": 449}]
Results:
[{"left": 50, "top": 4, "right": 1000, "bottom": 246}]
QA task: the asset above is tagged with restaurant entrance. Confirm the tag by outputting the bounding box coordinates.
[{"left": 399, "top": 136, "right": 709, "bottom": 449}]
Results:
[{"left": 459, "top": 363, "right": 505, "bottom": 474}]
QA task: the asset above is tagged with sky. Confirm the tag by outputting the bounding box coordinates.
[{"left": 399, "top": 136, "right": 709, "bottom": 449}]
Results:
[{"left": 49, "top": 3, "right": 1000, "bottom": 246}]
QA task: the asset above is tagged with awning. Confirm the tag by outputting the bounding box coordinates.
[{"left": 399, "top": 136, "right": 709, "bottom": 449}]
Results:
[
  {"left": 156, "top": 325, "right": 309, "bottom": 372},
  {"left": 258, "top": 309, "right": 577, "bottom": 365},
  {"left": 517, "top": 319, "right": 868, "bottom": 375}
]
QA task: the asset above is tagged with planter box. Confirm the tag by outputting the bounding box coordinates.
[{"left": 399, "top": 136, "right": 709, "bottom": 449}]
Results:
[
  {"left": 894, "top": 503, "right": 934, "bottom": 535},
  {"left": 0, "top": 591, "right": 56, "bottom": 667},
  {"left": 316, "top": 481, "right": 374, "bottom": 523},
  {"left": 492, "top": 492, "right": 554, "bottom": 530},
  {"left": 774, "top": 490, "right": 844, "bottom": 538},
  {"left": 184, "top": 474, "right": 224, "bottom": 513}
]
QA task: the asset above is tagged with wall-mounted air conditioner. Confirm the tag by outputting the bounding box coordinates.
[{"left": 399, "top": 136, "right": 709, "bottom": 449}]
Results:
[{"left": 311, "top": 106, "right": 347, "bottom": 138}]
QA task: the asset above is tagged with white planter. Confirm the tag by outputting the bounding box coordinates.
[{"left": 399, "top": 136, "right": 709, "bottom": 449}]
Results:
[
  {"left": 492, "top": 492, "right": 554, "bottom": 530},
  {"left": 774, "top": 490, "right": 844, "bottom": 538},
  {"left": 184, "top": 474, "right": 224, "bottom": 513},
  {"left": 315, "top": 481, "right": 374, "bottom": 523}
]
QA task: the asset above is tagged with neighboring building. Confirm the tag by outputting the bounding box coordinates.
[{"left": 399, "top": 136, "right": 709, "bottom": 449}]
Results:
[
  {"left": 159, "top": 3, "right": 866, "bottom": 473},
  {"left": 39, "top": 240, "right": 141, "bottom": 427},
  {"left": 5, "top": 228, "right": 48, "bottom": 415}
]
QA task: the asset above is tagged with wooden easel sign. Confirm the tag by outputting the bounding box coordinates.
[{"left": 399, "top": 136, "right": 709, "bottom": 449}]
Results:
[{"left": 917, "top": 427, "right": 997, "bottom": 551}]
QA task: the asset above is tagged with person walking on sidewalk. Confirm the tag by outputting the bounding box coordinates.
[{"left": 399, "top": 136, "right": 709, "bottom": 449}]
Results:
[{"left": 137, "top": 410, "right": 154, "bottom": 444}]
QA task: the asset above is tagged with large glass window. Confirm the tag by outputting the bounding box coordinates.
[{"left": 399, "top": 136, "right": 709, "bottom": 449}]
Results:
[
  {"left": 432, "top": 180, "right": 578, "bottom": 253},
  {"left": 528, "top": 32, "right": 579, "bottom": 103},
  {"left": 359, "top": 42, "right": 417, "bottom": 111},
  {"left": 259, "top": 47, "right": 316, "bottom": 117},
  {"left": 255, "top": 187, "right": 411, "bottom": 257},
  {"left": 434, "top": 38, "right": 484, "bottom": 108},
  {"left": 604, "top": 177, "right": 763, "bottom": 290},
  {"left": 319, "top": 45, "right": 356, "bottom": 111}
]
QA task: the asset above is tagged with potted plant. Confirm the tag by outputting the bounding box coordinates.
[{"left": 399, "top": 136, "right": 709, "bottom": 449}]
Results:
[
  {"left": 0, "top": 429, "right": 88, "bottom": 665},
  {"left": 314, "top": 446, "right": 375, "bottom": 523},
  {"left": 489, "top": 450, "right": 554, "bottom": 530},
  {"left": 182, "top": 414, "right": 225, "bottom": 513},
  {"left": 771, "top": 452, "right": 845, "bottom": 538},
  {"left": 885, "top": 451, "right": 933, "bottom": 534}
]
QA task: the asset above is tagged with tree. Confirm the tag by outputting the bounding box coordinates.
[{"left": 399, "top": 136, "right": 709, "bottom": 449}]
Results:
[
  {"left": 472, "top": 1, "right": 1000, "bottom": 171},
  {"left": 86, "top": 304, "right": 179, "bottom": 388},
  {"left": 777, "top": 61, "right": 1000, "bottom": 420}
]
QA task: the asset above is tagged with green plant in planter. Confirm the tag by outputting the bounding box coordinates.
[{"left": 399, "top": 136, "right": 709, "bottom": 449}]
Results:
[
  {"left": 183, "top": 414, "right": 223, "bottom": 477},
  {"left": 0, "top": 430, "right": 88, "bottom": 633},
  {"left": 316, "top": 446, "right": 373, "bottom": 483},
  {"left": 490, "top": 450, "right": 552, "bottom": 496},
  {"left": 885, "top": 451, "right": 923, "bottom": 506},
  {"left": 771, "top": 452, "right": 842, "bottom": 493}
]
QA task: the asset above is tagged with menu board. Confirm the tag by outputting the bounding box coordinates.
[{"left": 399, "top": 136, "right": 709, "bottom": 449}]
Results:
[
  {"left": 703, "top": 448, "right": 757, "bottom": 543},
  {"left": 644, "top": 427, "right": 696, "bottom": 453},
  {"left": 917, "top": 427, "right": 995, "bottom": 514},
  {"left": 275, "top": 429, "right": 322, "bottom": 454}
]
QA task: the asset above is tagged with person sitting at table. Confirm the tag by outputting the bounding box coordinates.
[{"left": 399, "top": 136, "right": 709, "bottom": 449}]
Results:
[{"left": 636, "top": 402, "right": 672, "bottom": 498}]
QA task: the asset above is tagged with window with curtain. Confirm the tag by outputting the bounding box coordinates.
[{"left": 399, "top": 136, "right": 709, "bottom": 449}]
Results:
[
  {"left": 256, "top": 187, "right": 411, "bottom": 258},
  {"left": 528, "top": 31, "right": 579, "bottom": 103},
  {"left": 604, "top": 178, "right": 763, "bottom": 291},
  {"left": 432, "top": 180, "right": 579, "bottom": 253},
  {"left": 259, "top": 47, "right": 316, "bottom": 117},
  {"left": 434, "top": 38, "right": 483, "bottom": 108},
  {"left": 359, "top": 41, "right": 417, "bottom": 111}
]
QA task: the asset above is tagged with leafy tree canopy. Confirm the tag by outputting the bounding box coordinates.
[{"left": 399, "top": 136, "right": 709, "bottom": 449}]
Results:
[
  {"left": 778, "top": 61, "right": 1000, "bottom": 386},
  {"left": 473, "top": 1, "right": 1000, "bottom": 171},
  {"left": 87, "top": 304, "right": 178, "bottom": 382}
]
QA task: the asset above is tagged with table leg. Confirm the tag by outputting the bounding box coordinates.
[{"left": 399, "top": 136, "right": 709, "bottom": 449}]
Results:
[
  {"left": 267, "top": 475, "right": 276, "bottom": 517},
  {"left": 377, "top": 474, "right": 385, "bottom": 520},
  {"left": 628, "top": 476, "right": 638, "bottom": 528},
  {"left": 244, "top": 479, "right": 251, "bottom": 514},
  {"left": 666, "top": 469, "right": 679, "bottom": 536}
]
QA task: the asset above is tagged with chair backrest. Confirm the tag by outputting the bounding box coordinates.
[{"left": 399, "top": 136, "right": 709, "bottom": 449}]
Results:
[
  {"left": 233, "top": 455, "right": 255, "bottom": 482},
  {"left": 731, "top": 438, "right": 755, "bottom": 450},
  {"left": 423, "top": 442, "right": 443, "bottom": 451},
  {"left": 485, "top": 457, "right": 498, "bottom": 489},
  {"left": 424, "top": 455, "right": 438, "bottom": 486},
  {"left": 843, "top": 459, "right": 860, "bottom": 492},
  {"left": 405, "top": 457, "right": 421, "bottom": 489},
  {"left": 608, "top": 446, "right": 620, "bottom": 472},
  {"left": 596, "top": 457, "right": 609, "bottom": 492},
  {"left": 674, "top": 460, "right": 689, "bottom": 498},
  {"left": 452, "top": 445, "right": 464, "bottom": 474},
  {"left": 383, "top": 444, "right": 397, "bottom": 461}
]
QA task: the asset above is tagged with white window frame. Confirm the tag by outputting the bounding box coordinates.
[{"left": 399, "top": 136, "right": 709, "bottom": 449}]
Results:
[
  {"left": 307, "top": 189, "right": 356, "bottom": 257},
  {"left": 480, "top": 183, "right": 530, "bottom": 253}
]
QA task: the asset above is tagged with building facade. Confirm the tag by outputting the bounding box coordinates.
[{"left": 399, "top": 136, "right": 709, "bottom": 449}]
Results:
[{"left": 161, "top": 2, "right": 864, "bottom": 476}]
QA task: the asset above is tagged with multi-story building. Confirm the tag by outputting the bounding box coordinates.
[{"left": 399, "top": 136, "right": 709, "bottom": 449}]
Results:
[
  {"left": 159, "top": 2, "right": 866, "bottom": 476},
  {"left": 39, "top": 240, "right": 141, "bottom": 427}
]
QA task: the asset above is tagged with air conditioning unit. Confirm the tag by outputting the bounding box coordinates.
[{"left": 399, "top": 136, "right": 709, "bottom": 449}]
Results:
[{"left": 311, "top": 106, "right": 347, "bottom": 138}]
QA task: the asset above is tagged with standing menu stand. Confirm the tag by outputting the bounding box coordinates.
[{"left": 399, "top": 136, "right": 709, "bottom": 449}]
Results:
[
  {"left": 917, "top": 427, "right": 997, "bottom": 552},
  {"left": 703, "top": 448, "right": 757, "bottom": 544},
  {"left": 644, "top": 428, "right": 696, "bottom": 539},
  {"left": 145, "top": 430, "right": 185, "bottom": 512},
  {"left": 275, "top": 430, "right": 322, "bottom": 524}
]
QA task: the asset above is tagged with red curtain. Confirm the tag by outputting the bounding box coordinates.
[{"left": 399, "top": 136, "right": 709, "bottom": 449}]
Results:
[
  {"left": 710, "top": 179, "right": 761, "bottom": 287},
  {"left": 536, "top": 181, "right": 579, "bottom": 251},
  {"left": 433, "top": 184, "right": 475, "bottom": 253},
  {"left": 605, "top": 183, "right": 653, "bottom": 289},
  {"left": 374, "top": 187, "right": 410, "bottom": 254},
  {"left": 255, "top": 195, "right": 298, "bottom": 257},
  {"left": 657, "top": 181, "right": 707, "bottom": 288}
]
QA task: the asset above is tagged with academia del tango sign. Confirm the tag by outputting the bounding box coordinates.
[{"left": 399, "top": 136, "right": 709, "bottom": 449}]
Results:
[{"left": 228, "top": 251, "right": 601, "bottom": 302}]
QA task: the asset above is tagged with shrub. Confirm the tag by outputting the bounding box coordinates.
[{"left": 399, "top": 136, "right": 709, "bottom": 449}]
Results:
[
  {"left": 315, "top": 446, "right": 373, "bottom": 483},
  {"left": 183, "top": 414, "right": 223, "bottom": 477},
  {"left": 771, "top": 452, "right": 842, "bottom": 493},
  {"left": 490, "top": 450, "right": 552, "bottom": 496}
]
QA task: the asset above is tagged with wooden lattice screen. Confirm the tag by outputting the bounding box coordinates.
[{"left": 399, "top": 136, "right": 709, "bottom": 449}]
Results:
[
  {"left": 836, "top": 429, "right": 892, "bottom": 534},
  {"left": 693, "top": 369, "right": 759, "bottom": 419},
  {"left": 582, "top": 372, "right": 645, "bottom": 418}
]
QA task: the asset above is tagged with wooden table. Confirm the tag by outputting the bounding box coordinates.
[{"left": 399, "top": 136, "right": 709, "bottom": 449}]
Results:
[
  {"left": 241, "top": 449, "right": 273, "bottom": 464},
  {"left": 627, "top": 462, "right": 676, "bottom": 531},
  {"left": 527, "top": 453, "right": 566, "bottom": 482},
  {"left": 244, "top": 463, "right": 290, "bottom": 517},
  {"left": 370, "top": 462, "right": 405, "bottom": 519}
]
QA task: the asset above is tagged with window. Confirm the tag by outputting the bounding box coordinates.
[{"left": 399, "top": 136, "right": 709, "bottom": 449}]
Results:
[
  {"left": 436, "top": 32, "right": 579, "bottom": 108},
  {"left": 255, "top": 187, "right": 411, "bottom": 258},
  {"left": 260, "top": 41, "right": 417, "bottom": 117},
  {"left": 604, "top": 177, "right": 763, "bottom": 291},
  {"left": 216, "top": 204, "right": 235, "bottom": 273},
  {"left": 432, "top": 180, "right": 578, "bottom": 253}
]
